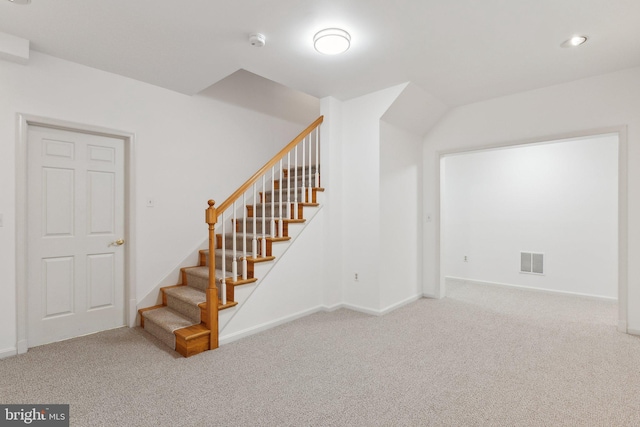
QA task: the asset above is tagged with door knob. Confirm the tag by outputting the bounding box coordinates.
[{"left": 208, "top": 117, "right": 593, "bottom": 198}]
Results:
[{"left": 111, "top": 239, "right": 125, "bottom": 246}]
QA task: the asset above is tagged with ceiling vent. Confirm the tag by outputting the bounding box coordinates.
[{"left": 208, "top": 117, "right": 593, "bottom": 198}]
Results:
[{"left": 521, "top": 252, "right": 544, "bottom": 275}]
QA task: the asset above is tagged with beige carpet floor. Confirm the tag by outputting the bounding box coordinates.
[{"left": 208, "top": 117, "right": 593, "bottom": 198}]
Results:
[{"left": 1, "top": 282, "right": 639, "bottom": 426}]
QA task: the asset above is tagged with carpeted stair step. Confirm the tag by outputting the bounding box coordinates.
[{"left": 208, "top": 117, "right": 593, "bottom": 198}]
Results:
[
  {"left": 247, "top": 203, "right": 304, "bottom": 219},
  {"left": 141, "top": 306, "right": 198, "bottom": 350},
  {"left": 233, "top": 217, "right": 304, "bottom": 237},
  {"left": 163, "top": 285, "right": 205, "bottom": 324},
  {"left": 216, "top": 233, "right": 260, "bottom": 253},
  {"left": 233, "top": 217, "right": 279, "bottom": 235},
  {"left": 182, "top": 266, "right": 223, "bottom": 292},
  {"left": 261, "top": 187, "right": 318, "bottom": 203},
  {"left": 282, "top": 165, "right": 319, "bottom": 178},
  {"left": 192, "top": 251, "right": 237, "bottom": 273},
  {"left": 196, "top": 252, "right": 248, "bottom": 273},
  {"left": 198, "top": 249, "right": 275, "bottom": 281},
  {"left": 273, "top": 177, "right": 318, "bottom": 190}
]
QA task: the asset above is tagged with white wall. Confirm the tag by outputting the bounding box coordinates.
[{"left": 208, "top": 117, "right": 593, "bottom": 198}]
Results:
[
  {"left": 442, "top": 135, "right": 618, "bottom": 299},
  {"left": 340, "top": 85, "right": 405, "bottom": 312},
  {"left": 320, "top": 96, "right": 344, "bottom": 309},
  {"left": 219, "top": 207, "right": 325, "bottom": 343},
  {"left": 380, "top": 121, "right": 423, "bottom": 309},
  {"left": 0, "top": 52, "right": 317, "bottom": 356},
  {"left": 423, "top": 66, "right": 640, "bottom": 332}
]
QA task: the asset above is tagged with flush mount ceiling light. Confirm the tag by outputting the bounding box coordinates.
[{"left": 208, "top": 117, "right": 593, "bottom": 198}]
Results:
[
  {"left": 7, "top": 0, "right": 31, "bottom": 4},
  {"left": 561, "top": 35, "right": 588, "bottom": 48},
  {"left": 314, "top": 28, "right": 351, "bottom": 55}
]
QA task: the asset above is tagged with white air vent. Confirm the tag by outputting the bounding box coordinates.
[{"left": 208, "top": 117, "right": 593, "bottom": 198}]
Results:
[{"left": 521, "top": 252, "right": 544, "bottom": 275}]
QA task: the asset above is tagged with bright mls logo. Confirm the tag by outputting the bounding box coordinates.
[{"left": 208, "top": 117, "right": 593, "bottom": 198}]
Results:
[{"left": 0, "top": 405, "right": 68, "bottom": 426}]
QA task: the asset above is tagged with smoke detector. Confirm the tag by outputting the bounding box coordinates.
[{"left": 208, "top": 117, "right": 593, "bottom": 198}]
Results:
[{"left": 249, "top": 33, "right": 266, "bottom": 48}]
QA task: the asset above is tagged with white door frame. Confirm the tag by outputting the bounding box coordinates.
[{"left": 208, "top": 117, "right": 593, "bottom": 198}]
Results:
[
  {"left": 433, "top": 125, "right": 628, "bottom": 333},
  {"left": 16, "top": 114, "right": 137, "bottom": 354}
]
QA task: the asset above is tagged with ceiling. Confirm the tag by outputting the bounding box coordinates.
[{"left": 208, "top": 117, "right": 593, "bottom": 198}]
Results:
[{"left": 1, "top": 0, "right": 640, "bottom": 107}]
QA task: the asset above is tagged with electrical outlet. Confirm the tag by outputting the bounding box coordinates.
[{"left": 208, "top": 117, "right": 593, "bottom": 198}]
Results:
[
  {"left": 146, "top": 198, "right": 155, "bottom": 208},
  {"left": 464, "top": 256, "right": 468, "bottom": 262},
  {"left": 354, "top": 273, "right": 359, "bottom": 282}
]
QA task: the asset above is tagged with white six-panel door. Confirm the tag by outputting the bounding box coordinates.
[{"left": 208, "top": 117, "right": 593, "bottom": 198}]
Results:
[{"left": 27, "top": 126, "right": 125, "bottom": 347}]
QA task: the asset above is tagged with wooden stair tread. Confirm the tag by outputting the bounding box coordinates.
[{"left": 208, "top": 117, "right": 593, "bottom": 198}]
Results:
[
  {"left": 227, "top": 277, "right": 258, "bottom": 286},
  {"left": 197, "top": 299, "right": 238, "bottom": 311},
  {"left": 266, "top": 236, "right": 291, "bottom": 242},
  {"left": 219, "top": 300, "right": 238, "bottom": 310},
  {"left": 138, "top": 304, "right": 164, "bottom": 315},
  {"left": 174, "top": 323, "right": 210, "bottom": 341},
  {"left": 245, "top": 256, "right": 275, "bottom": 263}
]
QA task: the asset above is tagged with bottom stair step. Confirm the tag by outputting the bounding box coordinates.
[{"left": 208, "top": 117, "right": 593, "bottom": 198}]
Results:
[
  {"left": 174, "top": 323, "right": 211, "bottom": 357},
  {"left": 141, "top": 306, "right": 199, "bottom": 351}
]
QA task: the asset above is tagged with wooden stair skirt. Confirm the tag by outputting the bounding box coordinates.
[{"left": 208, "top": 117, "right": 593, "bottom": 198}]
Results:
[{"left": 138, "top": 168, "right": 324, "bottom": 357}]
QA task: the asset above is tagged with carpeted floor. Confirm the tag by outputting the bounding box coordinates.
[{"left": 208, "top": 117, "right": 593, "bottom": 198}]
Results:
[{"left": 1, "top": 282, "right": 639, "bottom": 426}]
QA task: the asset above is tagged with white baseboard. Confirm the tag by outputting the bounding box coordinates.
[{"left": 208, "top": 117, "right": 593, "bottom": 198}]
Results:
[
  {"left": 627, "top": 328, "right": 640, "bottom": 336},
  {"left": 379, "top": 295, "right": 421, "bottom": 315},
  {"left": 445, "top": 276, "right": 618, "bottom": 302},
  {"left": 219, "top": 306, "right": 324, "bottom": 345},
  {"left": 340, "top": 303, "right": 382, "bottom": 316},
  {"left": 0, "top": 347, "right": 17, "bottom": 359},
  {"left": 338, "top": 294, "right": 422, "bottom": 317},
  {"left": 219, "top": 295, "right": 421, "bottom": 346},
  {"left": 322, "top": 303, "right": 344, "bottom": 312},
  {"left": 422, "top": 292, "right": 440, "bottom": 299},
  {"left": 17, "top": 339, "right": 28, "bottom": 355}
]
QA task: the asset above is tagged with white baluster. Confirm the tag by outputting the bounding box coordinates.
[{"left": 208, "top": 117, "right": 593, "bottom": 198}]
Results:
[
  {"left": 301, "top": 136, "right": 306, "bottom": 204},
  {"left": 261, "top": 174, "right": 267, "bottom": 257},
  {"left": 315, "top": 126, "right": 320, "bottom": 188},
  {"left": 242, "top": 192, "right": 247, "bottom": 280},
  {"left": 252, "top": 183, "right": 258, "bottom": 259},
  {"left": 308, "top": 132, "right": 313, "bottom": 203},
  {"left": 271, "top": 166, "right": 276, "bottom": 237},
  {"left": 293, "top": 146, "right": 298, "bottom": 220},
  {"left": 231, "top": 201, "right": 237, "bottom": 282},
  {"left": 278, "top": 158, "right": 284, "bottom": 238},
  {"left": 287, "top": 152, "right": 292, "bottom": 220},
  {"left": 221, "top": 212, "right": 226, "bottom": 305}
]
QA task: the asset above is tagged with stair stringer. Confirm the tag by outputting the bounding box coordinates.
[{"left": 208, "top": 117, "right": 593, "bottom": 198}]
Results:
[{"left": 218, "top": 203, "right": 325, "bottom": 344}]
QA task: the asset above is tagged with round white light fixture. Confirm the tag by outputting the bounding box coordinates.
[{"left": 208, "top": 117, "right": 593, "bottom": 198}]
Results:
[
  {"left": 561, "top": 35, "right": 588, "bottom": 48},
  {"left": 7, "top": 0, "right": 31, "bottom": 4},
  {"left": 313, "top": 28, "right": 351, "bottom": 55}
]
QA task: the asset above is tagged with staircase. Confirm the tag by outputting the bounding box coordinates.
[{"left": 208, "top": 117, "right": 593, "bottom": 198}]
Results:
[{"left": 138, "top": 117, "right": 323, "bottom": 357}]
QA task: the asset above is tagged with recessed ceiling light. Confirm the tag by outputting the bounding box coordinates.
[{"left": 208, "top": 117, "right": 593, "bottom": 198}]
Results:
[
  {"left": 313, "top": 28, "right": 351, "bottom": 55},
  {"left": 7, "top": 0, "right": 31, "bottom": 4},
  {"left": 561, "top": 35, "right": 588, "bottom": 48}
]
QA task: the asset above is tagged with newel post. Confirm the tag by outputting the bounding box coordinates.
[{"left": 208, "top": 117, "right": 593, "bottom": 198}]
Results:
[{"left": 205, "top": 199, "right": 219, "bottom": 350}]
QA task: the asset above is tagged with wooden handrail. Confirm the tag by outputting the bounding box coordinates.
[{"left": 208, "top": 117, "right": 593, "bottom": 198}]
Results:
[{"left": 217, "top": 116, "right": 323, "bottom": 214}]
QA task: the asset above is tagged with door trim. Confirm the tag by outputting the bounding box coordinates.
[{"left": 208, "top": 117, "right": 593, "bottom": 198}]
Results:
[{"left": 16, "top": 114, "right": 137, "bottom": 353}]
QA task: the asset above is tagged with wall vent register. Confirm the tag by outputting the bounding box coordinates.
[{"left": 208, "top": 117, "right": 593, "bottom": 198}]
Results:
[{"left": 521, "top": 252, "right": 544, "bottom": 274}]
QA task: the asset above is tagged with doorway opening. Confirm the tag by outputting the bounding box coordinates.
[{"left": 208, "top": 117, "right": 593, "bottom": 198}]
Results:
[{"left": 436, "top": 128, "right": 627, "bottom": 332}]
